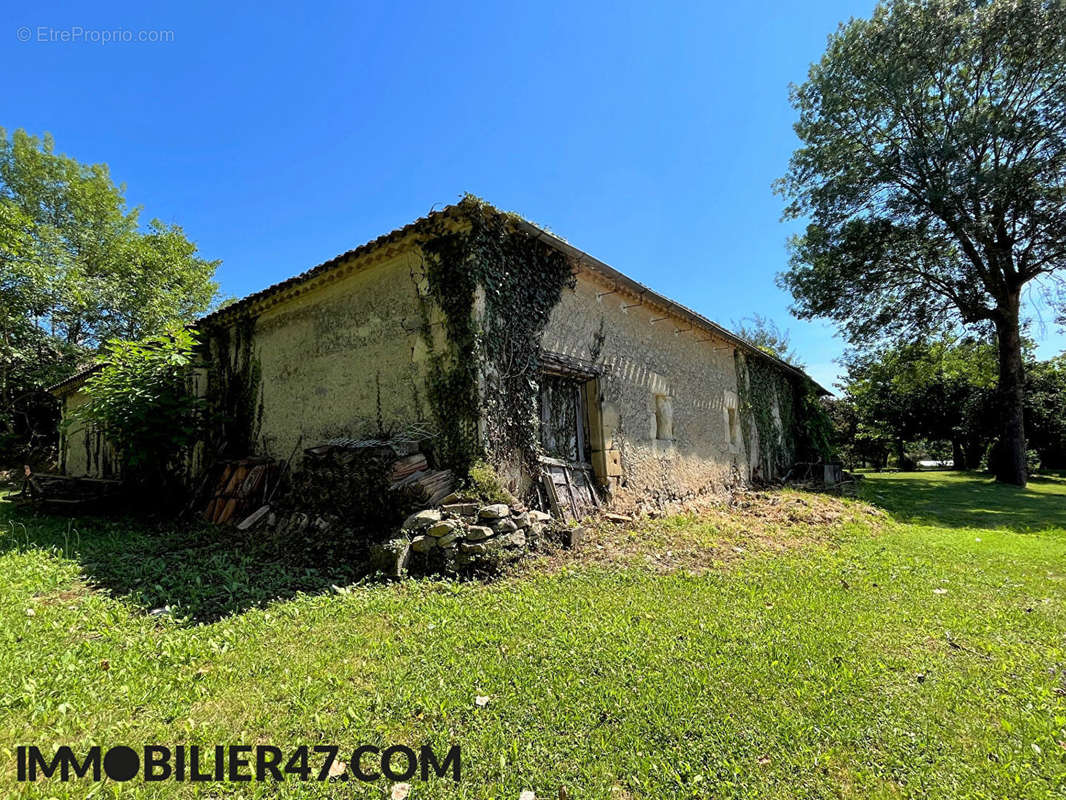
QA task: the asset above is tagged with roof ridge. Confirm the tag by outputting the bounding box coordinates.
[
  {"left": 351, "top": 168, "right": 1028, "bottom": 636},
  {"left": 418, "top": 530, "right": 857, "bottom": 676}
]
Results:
[
  {"left": 188, "top": 197, "right": 828, "bottom": 394},
  {"left": 196, "top": 203, "right": 462, "bottom": 326}
]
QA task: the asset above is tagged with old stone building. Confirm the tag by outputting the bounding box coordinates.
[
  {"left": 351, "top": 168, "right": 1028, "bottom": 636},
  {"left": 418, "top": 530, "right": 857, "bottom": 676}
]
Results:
[{"left": 53, "top": 198, "right": 826, "bottom": 509}]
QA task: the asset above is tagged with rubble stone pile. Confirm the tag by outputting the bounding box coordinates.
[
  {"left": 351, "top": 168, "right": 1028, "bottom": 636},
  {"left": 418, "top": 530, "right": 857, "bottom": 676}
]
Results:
[{"left": 371, "top": 496, "right": 552, "bottom": 577}]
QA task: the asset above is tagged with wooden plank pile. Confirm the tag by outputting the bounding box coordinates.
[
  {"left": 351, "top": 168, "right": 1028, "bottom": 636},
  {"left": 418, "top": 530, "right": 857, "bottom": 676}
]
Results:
[
  {"left": 390, "top": 453, "right": 427, "bottom": 481},
  {"left": 203, "top": 457, "right": 276, "bottom": 524},
  {"left": 388, "top": 453, "right": 454, "bottom": 506},
  {"left": 11, "top": 469, "right": 122, "bottom": 509},
  {"left": 276, "top": 439, "right": 452, "bottom": 519},
  {"left": 302, "top": 442, "right": 454, "bottom": 505},
  {"left": 214, "top": 436, "right": 455, "bottom": 531}
]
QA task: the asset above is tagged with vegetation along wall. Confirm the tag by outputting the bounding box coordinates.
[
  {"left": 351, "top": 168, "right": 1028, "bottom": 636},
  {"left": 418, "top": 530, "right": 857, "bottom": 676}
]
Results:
[{"left": 200, "top": 240, "right": 443, "bottom": 465}]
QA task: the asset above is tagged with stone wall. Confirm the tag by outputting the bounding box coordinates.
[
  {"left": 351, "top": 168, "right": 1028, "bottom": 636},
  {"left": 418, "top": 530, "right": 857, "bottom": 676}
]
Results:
[
  {"left": 372, "top": 500, "right": 551, "bottom": 576},
  {"left": 540, "top": 270, "right": 752, "bottom": 507},
  {"left": 203, "top": 242, "right": 445, "bottom": 467}
]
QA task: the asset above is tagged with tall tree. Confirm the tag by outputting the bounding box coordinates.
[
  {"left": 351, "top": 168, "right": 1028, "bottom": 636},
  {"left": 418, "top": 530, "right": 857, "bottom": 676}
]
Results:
[
  {"left": 731, "top": 313, "right": 805, "bottom": 367},
  {"left": 777, "top": 0, "right": 1066, "bottom": 486},
  {"left": 0, "top": 129, "right": 219, "bottom": 460}
]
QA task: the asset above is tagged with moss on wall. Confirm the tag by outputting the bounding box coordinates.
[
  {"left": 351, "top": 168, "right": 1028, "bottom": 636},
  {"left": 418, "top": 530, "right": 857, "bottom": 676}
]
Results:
[
  {"left": 198, "top": 249, "right": 433, "bottom": 465},
  {"left": 57, "top": 389, "right": 117, "bottom": 478},
  {"left": 203, "top": 316, "right": 263, "bottom": 459}
]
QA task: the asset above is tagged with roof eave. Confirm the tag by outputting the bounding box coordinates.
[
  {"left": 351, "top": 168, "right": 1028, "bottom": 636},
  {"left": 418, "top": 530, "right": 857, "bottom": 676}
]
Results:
[
  {"left": 511, "top": 219, "right": 830, "bottom": 395},
  {"left": 46, "top": 364, "right": 104, "bottom": 396}
]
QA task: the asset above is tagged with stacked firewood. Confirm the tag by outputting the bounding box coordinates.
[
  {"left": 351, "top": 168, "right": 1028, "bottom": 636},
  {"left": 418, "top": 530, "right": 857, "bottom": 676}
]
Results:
[
  {"left": 203, "top": 458, "right": 276, "bottom": 524},
  {"left": 390, "top": 454, "right": 427, "bottom": 481},
  {"left": 388, "top": 454, "right": 454, "bottom": 506},
  {"left": 289, "top": 438, "right": 454, "bottom": 521},
  {"left": 206, "top": 437, "right": 454, "bottom": 530}
]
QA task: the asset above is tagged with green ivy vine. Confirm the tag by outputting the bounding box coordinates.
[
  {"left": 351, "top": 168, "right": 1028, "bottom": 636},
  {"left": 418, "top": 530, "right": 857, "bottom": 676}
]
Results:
[
  {"left": 735, "top": 350, "right": 796, "bottom": 478},
  {"left": 418, "top": 195, "right": 574, "bottom": 477},
  {"left": 735, "top": 350, "right": 835, "bottom": 477},
  {"left": 794, "top": 378, "right": 836, "bottom": 463}
]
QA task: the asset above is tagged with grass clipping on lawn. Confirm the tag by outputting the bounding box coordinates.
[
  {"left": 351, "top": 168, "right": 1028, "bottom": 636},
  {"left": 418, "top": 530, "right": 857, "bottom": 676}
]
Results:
[{"left": 536, "top": 488, "right": 888, "bottom": 575}]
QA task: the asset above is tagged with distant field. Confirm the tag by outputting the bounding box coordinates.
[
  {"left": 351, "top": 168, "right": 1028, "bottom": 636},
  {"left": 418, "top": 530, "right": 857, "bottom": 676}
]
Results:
[{"left": 1, "top": 471, "right": 1064, "bottom": 798}]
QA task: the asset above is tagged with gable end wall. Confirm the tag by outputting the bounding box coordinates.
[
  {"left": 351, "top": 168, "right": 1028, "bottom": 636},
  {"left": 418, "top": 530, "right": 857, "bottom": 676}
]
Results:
[{"left": 542, "top": 270, "right": 775, "bottom": 505}]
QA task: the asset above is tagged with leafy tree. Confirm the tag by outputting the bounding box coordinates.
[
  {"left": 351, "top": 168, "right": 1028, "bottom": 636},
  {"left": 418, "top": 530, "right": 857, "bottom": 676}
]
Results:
[
  {"left": 840, "top": 347, "right": 928, "bottom": 469},
  {"left": 839, "top": 336, "right": 1000, "bottom": 469},
  {"left": 1026, "top": 354, "right": 1066, "bottom": 468},
  {"left": 731, "top": 313, "right": 806, "bottom": 367},
  {"left": 823, "top": 396, "right": 892, "bottom": 470},
  {"left": 0, "top": 129, "right": 219, "bottom": 462},
  {"left": 74, "top": 326, "right": 205, "bottom": 494},
  {"left": 777, "top": 0, "right": 1066, "bottom": 485}
]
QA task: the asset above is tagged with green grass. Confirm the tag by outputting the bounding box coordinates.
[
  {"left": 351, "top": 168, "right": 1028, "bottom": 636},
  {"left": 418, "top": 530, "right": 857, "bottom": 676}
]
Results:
[
  {"left": 0, "top": 508, "right": 369, "bottom": 623},
  {"left": 1, "top": 472, "right": 1064, "bottom": 798},
  {"left": 862, "top": 469, "right": 1066, "bottom": 531}
]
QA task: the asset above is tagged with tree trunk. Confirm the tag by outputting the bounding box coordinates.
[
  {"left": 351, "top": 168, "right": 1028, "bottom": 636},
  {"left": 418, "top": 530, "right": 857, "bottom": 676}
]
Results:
[
  {"left": 951, "top": 439, "right": 965, "bottom": 470},
  {"left": 993, "top": 296, "right": 1028, "bottom": 486}
]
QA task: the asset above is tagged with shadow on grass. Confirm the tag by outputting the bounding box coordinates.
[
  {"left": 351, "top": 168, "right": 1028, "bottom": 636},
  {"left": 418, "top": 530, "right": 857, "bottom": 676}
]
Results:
[
  {"left": 860, "top": 470, "right": 1066, "bottom": 532},
  {"left": 0, "top": 496, "right": 371, "bottom": 624}
]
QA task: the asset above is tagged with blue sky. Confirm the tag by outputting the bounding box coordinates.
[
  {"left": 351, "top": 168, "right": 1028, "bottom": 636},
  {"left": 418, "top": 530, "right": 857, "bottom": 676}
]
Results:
[{"left": 6, "top": 0, "right": 1064, "bottom": 390}]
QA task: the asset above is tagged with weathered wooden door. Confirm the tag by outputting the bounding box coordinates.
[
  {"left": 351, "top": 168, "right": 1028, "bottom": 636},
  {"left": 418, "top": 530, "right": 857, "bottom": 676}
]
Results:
[{"left": 538, "top": 373, "right": 600, "bottom": 521}]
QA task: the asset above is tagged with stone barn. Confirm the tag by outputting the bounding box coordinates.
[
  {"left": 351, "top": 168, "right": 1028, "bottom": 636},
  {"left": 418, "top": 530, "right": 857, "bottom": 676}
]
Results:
[{"left": 52, "top": 197, "right": 827, "bottom": 511}]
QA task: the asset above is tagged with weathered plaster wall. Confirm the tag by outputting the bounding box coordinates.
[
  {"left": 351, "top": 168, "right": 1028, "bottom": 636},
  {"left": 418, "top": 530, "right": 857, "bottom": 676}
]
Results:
[
  {"left": 58, "top": 390, "right": 116, "bottom": 478},
  {"left": 208, "top": 245, "right": 443, "bottom": 464},
  {"left": 541, "top": 271, "right": 750, "bottom": 506}
]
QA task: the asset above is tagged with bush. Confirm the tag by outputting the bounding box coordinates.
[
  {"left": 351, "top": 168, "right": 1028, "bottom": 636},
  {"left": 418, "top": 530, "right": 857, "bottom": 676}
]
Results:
[
  {"left": 74, "top": 325, "right": 205, "bottom": 497},
  {"left": 466, "top": 460, "right": 513, "bottom": 505}
]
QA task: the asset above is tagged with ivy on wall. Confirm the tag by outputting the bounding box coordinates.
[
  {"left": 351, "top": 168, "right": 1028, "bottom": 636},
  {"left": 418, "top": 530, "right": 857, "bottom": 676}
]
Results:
[
  {"left": 794, "top": 379, "right": 836, "bottom": 463},
  {"left": 735, "top": 350, "right": 835, "bottom": 477},
  {"left": 735, "top": 350, "right": 795, "bottom": 478},
  {"left": 418, "top": 195, "right": 575, "bottom": 477}
]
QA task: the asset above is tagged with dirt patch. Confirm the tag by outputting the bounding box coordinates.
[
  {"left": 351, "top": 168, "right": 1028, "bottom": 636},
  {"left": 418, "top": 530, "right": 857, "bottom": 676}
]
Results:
[
  {"left": 529, "top": 488, "right": 888, "bottom": 575},
  {"left": 32, "top": 587, "right": 89, "bottom": 606}
]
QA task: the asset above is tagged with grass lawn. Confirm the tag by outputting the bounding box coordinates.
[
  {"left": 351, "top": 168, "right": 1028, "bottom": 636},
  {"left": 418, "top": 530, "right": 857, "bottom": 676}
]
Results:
[{"left": 1, "top": 471, "right": 1064, "bottom": 798}]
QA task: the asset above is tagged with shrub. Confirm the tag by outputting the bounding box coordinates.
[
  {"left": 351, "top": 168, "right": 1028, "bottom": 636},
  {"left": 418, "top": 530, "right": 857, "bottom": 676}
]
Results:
[
  {"left": 466, "top": 460, "right": 513, "bottom": 505},
  {"left": 74, "top": 325, "right": 205, "bottom": 496}
]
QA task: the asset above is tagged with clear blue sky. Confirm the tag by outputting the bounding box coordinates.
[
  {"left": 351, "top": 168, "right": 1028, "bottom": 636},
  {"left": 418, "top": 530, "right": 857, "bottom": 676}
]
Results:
[{"left": 7, "top": 0, "right": 1064, "bottom": 390}]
